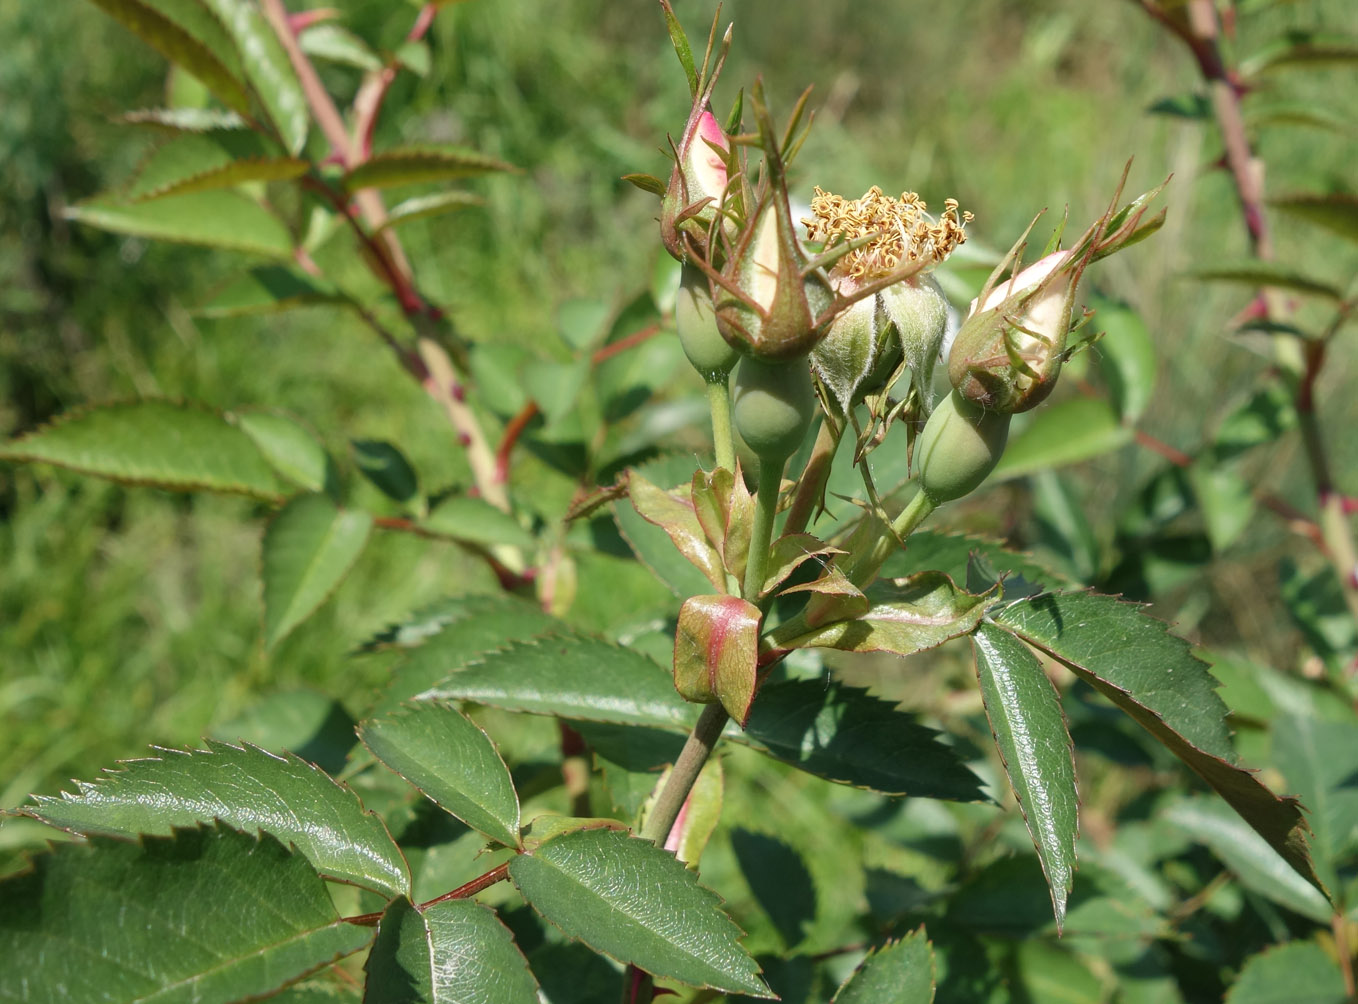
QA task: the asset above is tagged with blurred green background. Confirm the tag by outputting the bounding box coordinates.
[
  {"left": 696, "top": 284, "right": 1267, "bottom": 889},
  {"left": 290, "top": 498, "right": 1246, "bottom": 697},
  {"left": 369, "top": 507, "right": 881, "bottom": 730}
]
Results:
[{"left": 1, "top": 0, "right": 1354, "bottom": 850}]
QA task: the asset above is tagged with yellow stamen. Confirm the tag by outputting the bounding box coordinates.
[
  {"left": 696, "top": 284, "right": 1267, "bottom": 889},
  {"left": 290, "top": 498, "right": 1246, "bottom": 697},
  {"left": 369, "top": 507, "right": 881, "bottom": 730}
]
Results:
[{"left": 803, "top": 186, "right": 973, "bottom": 280}]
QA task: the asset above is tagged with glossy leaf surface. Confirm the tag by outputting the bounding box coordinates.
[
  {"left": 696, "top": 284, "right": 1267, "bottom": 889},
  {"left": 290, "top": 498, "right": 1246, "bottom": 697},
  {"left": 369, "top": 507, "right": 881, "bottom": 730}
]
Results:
[
  {"left": 364, "top": 897, "right": 540, "bottom": 1004},
  {"left": 360, "top": 701, "right": 521, "bottom": 848},
  {"left": 66, "top": 190, "right": 295, "bottom": 257},
  {"left": 508, "top": 828, "right": 769, "bottom": 996},
  {"left": 202, "top": 0, "right": 309, "bottom": 153},
  {"left": 0, "top": 824, "right": 372, "bottom": 1004},
  {"left": 673, "top": 594, "right": 760, "bottom": 725},
  {"left": 1225, "top": 940, "right": 1350, "bottom": 1004},
  {"left": 25, "top": 741, "right": 410, "bottom": 896},
  {"left": 996, "top": 591, "right": 1319, "bottom": 888},
  {"left": 972, "top": 623, "right": 1078, "bottom": 928},
  {"left": 0, "top": 399, "right": 282, "bottom": 498},
  {"left": 832, "top": 927, "right": 935, "bottom": 1004}
]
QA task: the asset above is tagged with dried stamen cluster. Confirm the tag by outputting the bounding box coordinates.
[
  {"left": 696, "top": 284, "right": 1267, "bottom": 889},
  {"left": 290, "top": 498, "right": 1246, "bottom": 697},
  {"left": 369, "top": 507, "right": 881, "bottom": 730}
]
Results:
[{"left": 803, "top": 186, "right": 973, "bottom": 280}]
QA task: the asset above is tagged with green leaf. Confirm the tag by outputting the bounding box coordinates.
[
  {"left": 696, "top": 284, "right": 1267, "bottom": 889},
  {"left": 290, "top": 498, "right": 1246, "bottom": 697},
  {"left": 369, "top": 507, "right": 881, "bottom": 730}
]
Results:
[
  {"left": 730, "top": 829, "right": 817, "bottom": 950},
  {"left": 991, "top": 397, "right": 1131, "bottom": 482},
  {"left": 238, "top": 410, "right": 333, "bottom": 493},
  {"left": 614, "top": 476, "right": 718, "bottom": 599},
  {"left": 345, "top": 147, "right": 514, "bottom": 192},
  {"left": 995, "top": 592, "right": 1321, "bottom": 889},
  {"left": 832, "top": 927, "right": 935, "bottom": 1004},
  {"left": 421, "top": 495, "right": 536, "bottom": 550},
  {"left": 263, "top": 493, "right": 373, "bottom": 648},
  {"left": 768, "top": 571, "right": 992, "bottom": 658},
  {"left": 1227, "top": 942, "right": 1351, "bottom": 1004},
  {"left": 972, "top": 623, "right": 1078, "bottom": 929},
  {"left": 377, "top": 594, "right": 564, "bottom": 712},
  {"left": 1271, "top": 713, "right": 1358, "bottom": 895},
  {"left": 1031, "top": 470, "right": 1100, "bottom": 582},
  {"left": 623, "top": 172, "right": 667, "bottom": 197},
  {"left": 422, "top": 635, "right": 987, "bottom": 800},
  {"left": 87, "top": 0, "right": 251, "bottom": 113},
  {"left": 659, "top": 0, "right": 699, "bottom": 96},
  {"left": 1165, "top": 797, "right": 1332, "bottom": 923},
  {"left": 1194, "top": 262, "right": 1344, "bottom": 301},
  {"left": 1246, "top": 37, "right": 1358, "bottom": 75},
  {"left": 394, "top": 39, "right": 430, "bottom": 77},
  {"left": 674, "top": 594, "right": 761, "bottom": 725},
  {"left": 123, "top": 106, "right": 250, "bottom": 132},
  {"left": 365, "top": 897, "right": 540, "bottom": 1004},
  {"left": 353, "top": 438, "right": 421, "bottom": 508},
  {"left": 127, "top": 134, "right": 308, "bottom": 201},
  {"left": 202, "top": 0, "right": 309, "bottom": 154},
  {"left": 198, "top": 265, "right": 345, "bottom": 317},
  {"left": 0, "top": 399, "right": 282, "bottom": 498},
  {"left": 0, "top": 824, "right": 372, "bottom": 1004},
  {"left": 299, "top": 22, "right": 382, "bottom": 72},
  {"left": 1188, "top": 461, "right": 1255, "bottom": 552},
  {"left": 508, "top": 828, "right": 769, "bottom": 996},
  {"left": 360, "top": 701, "right": 521, "bottom": 848},
  {"left": 24, "top": 740, "right": 409, "bottom": 896},
  {"left": 1091, "top": 295, "right": 1157, "bottom": 424},
  {"left": 1270, "top": 192, "right": 1358, "bottom": 245},
  {"left": 379, "top": 190, "right": 483, "bottom": 233},
  {"left": 66, "top": 190, "right": 295, "bottom": 257}
]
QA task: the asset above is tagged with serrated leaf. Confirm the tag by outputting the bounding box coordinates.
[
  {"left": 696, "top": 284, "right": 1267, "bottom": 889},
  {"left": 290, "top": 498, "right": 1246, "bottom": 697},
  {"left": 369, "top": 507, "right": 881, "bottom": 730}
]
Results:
[
  {"left": 198, "top": 265, "right": 345, "bottom": 317},
  {"left": 1194, "top": 262, "right": 1344, "bottom": 300},
  {"left": 1247, "top": 38, "right": 1358, "bottom": 74},
  {"left": 991, "top": 397, "right": 1132, "bottom": 482},
  {"left": 421, "top": 495, "right": 536, "bottom": 550},
  {"left": 0, "top": 824, "right": 372, "bottom": 1004},
  {"left": 263, "top": 493, "right": 373, "bottom": 648},
  {"left": 673, "top": 594, "right": 760, "bottom": 725},
  {"left": 509, "top": 828, "right": 769, "bottom": 996},
  {"left": 379, "top": 190, "right": 483, "bottom": 233},
  {"left": 1165, "top": 797, "right": 1332, "bottom": 923},
  {"left": 762, "top": 532, "right": 840, "bottom": 597},
  {"left": 299, "top": 22, "right": 382, "bottom": 72},
  {"left": 360, "top": 701, "right": 520, "bottom": 848},
  {"left": 202, "top": 0, "right": 309, "bottom": 154},
  {"left": 1225, "top": 940, "right": 1350, "bottom": 1004},
  {"left": 238, "top": 410, "right": 333, "bottom": 493},
  {"left": 995, "top": 591, "right": 1321, "bottom": 889},
  {"left": 365, "top": 897, "right": 539, "bottom": 1004},
  {"left": 345, "top": 147, "right": 514, "bottom": 192},
  {"left": 421, "top": 635, "right": 987, "bottom": 800},
  {"left": 832, "top": 927, "right": 935, "bottom": 1004},
  {"left": 1270, "top": 192, "right": 1358, "bottom": 244},
  {"left": 87, "top": 0, "right": 252, "bottom": 113},
  {"left": 882, "top": 529, "right": 1075, "bottom": 589},
  {"left": 0, "top": 399, "right": 282, "bottom": 498},
  {"left": 1271, "top": 713, "right": 1358, "bottom": 895},
  {"left": 768, "top": 571, "right": 992, "bottom": 658},
  {"left": 66, "top": 190, "right": 295, "bottom": 257},
  {"left": 972, "top": 623, "right": 1078, "bottom": 930},
  {"left": 24, "top": 741, "right": 409, "bottom": 896},
  {"left": 730, "top": 829, "right": 816, "bottom": 950},
  {"left": 128, "top": 133, "right": 308, "bottom": 201}
]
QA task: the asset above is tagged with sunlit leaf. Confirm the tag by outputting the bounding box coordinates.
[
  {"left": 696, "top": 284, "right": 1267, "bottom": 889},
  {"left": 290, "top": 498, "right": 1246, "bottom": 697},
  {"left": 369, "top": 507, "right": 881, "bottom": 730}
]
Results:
[
  {"left": 66, "top": 190, "right": 295, "bottom": 257},
  {"left": 345, "top": 147, "right": 514, "bottom": 192}
]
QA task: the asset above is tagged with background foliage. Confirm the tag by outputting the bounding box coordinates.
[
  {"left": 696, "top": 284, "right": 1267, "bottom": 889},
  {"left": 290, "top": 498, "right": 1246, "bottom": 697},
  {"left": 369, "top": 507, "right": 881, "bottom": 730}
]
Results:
[{"left": 1, "top": 0, "right": 1356, "bottom": 1000}]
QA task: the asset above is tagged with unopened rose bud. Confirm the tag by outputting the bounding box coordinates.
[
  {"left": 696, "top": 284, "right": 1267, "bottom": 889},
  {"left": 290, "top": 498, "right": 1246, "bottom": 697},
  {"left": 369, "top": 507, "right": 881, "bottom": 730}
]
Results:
[
  {"left": 916, "top": 389, "right": 1011, "bottom": 504},
  {"left": 676, "top": 263, "right": 738, "bottom": 380},
  {"left": 948, "top": 250, "right": 1079, "bottom": 413},
  {"left": 661, "top": 108, "right": 731, "bottom": 261}
]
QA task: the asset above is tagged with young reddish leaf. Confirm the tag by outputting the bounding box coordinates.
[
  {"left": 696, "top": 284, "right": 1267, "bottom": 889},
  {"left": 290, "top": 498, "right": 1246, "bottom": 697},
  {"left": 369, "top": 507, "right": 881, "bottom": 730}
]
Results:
[
  {"left": 781, "top": 563, "right": 870, "bottom": 626},
  {"left": 771, "top": 571, "right": 992, "bottom": 658},
  {"left": 691, "top": 465, "right": 754, "bottom": 584},
  {"left": 673, "top": 594, "right": 761, "bottom": 726},
  {"left": 995, "top": 591, "right": 1324, "bottom": 891},
  {"left": 761, "top": 532, "right": 843, "bottom": 598},
  {"left": 627, "top": 470, "right": 726, "bottom": 591}
]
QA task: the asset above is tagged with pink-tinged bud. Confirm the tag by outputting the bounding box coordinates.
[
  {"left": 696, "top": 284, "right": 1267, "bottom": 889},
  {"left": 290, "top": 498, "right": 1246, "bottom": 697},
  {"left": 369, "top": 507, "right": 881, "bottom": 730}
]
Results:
[
  {"left": 713, "top": 197, "right": 835, "bottom": 361},
  {"left": 948, "top": 250, "right": 1081, "bottom": 413},
  {"left": 661, "top": 107, "right": 732, "bottom": 261}
]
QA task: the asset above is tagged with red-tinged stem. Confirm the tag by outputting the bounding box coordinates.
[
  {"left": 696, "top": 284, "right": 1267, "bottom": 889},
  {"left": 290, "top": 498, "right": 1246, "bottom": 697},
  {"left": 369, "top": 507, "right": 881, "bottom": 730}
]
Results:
[
  {"left": 344, "top": 863, "right": 511, "bottom": 925},
  {"left": 352, "top": 3, "right": 438, "bottom": 161},
  {"left": 591, "top": 324, "right": 662, "bottom": 365},
  {"left": 1134, "top": 429, "right": 1194, "bottom": 469},
  {"left": 496, "top": 401, "right": 540, "bottom": 485}
]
